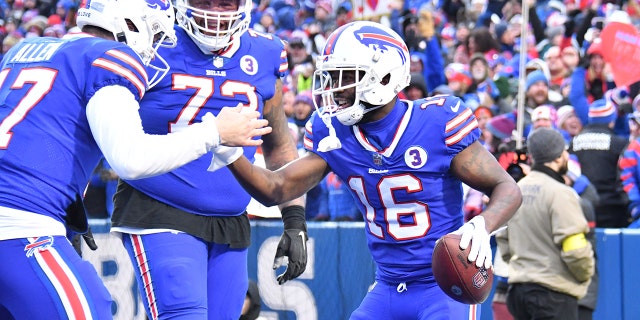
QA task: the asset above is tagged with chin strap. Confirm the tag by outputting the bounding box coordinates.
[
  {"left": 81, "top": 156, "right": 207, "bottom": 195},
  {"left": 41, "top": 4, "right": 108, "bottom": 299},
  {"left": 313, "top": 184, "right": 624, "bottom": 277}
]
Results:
[{"left": 317, "top": 115, "right": 342, "bottom": 152}]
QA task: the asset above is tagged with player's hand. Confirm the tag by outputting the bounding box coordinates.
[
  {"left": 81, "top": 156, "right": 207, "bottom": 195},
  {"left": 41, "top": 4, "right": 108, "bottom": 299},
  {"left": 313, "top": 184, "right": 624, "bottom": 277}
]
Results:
[
  {"left": 82, "top": 227, "right": 98, "bottom": 251},
  {"left": 273, "top": 228, "right": 308, "bottom": 284},
  {"left": 214, "top": 104, "right": 272, "bottom": 147},
  {"left": 274, "top": 205, "right": 308, "bottom": 284},
  {"left": 452, "top": 215, "right": 492, "bottom": 269}
]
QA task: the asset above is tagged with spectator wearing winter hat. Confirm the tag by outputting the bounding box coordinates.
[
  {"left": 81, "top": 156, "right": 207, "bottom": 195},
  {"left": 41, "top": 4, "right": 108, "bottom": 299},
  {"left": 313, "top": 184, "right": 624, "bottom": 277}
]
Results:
[
  {"left": 494, "top": 21, "right": 516, "bottom": 58},
  {"left": 556, "top": 105, "right": 583, "bottom": 141},
  {"left": 570, "top": 99, "right": 630, "bottom": 228},
  {"left": 335, "top": 0, "right": 353, "bottom": 27},
  {"left": 531, "top": 104, "right": 558, "bottom": 130},
  {"left": 444, "top": 62, "right": 472, "bottom": 98},
  {"left": 521, "top": 70, "right": 558, "bottom": 112},
  {"left": 404, "top": 72, "right": 429, "bottom": 100},
  {"left": 252, "top": 7, "right": 277, "bottom": 34}
]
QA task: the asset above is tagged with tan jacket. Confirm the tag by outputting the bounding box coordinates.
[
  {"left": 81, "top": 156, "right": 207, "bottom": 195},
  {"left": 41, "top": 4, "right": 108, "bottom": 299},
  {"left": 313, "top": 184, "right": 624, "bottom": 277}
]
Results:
[{"left": 496, "top": 170, "right": 595, "bottom": 299}]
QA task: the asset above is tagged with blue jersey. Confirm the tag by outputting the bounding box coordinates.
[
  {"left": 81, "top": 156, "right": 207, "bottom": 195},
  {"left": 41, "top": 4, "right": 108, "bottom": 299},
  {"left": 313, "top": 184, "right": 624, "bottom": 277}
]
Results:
[
  {"left": 0, "top": 34, "right": 147, "bottom": 224},
  {"left": 126, "top": 27, "right": 288, "bottom": 216},
  {"left": 304, "top": 95, "right": 480, "bottom": 283}
]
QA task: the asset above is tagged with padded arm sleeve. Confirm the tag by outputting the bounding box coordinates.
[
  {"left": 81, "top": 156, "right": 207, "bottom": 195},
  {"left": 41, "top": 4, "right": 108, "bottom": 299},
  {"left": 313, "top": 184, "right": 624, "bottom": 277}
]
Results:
[{"left": 86, "top": 85, "right": 219, "bottom": 180}]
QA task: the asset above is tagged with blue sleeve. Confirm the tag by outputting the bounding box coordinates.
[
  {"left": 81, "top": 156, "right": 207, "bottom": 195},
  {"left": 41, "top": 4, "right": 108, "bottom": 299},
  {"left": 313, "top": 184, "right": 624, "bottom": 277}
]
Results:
[
  {"left": 424, "top": 37, "right": 446, "bottom": 91},
  {"left": 568, "top": 66, "right": 590, "bottom": 125}
]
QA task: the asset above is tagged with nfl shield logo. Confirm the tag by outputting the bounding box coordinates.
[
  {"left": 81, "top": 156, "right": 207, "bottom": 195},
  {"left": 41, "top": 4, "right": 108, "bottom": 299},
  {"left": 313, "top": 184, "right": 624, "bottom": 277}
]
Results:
[
  {"left": 472, "top": 268, "right": 489, "bottom": 289},
  {"left": 372, "top": 153, "right": 383, "bottom": 166}
]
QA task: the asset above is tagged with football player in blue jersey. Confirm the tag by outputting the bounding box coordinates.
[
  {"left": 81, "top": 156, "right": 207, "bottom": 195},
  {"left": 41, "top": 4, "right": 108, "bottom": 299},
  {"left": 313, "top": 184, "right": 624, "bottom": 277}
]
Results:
[
  {"left": 0, "top": 0, "right": 272, "bottom": 319},
  {"left": 226, "top": 21, "right": 523, "bottom": 319},
  {"left": 110, "top": 0, "right": 307, "bottom": 319}
]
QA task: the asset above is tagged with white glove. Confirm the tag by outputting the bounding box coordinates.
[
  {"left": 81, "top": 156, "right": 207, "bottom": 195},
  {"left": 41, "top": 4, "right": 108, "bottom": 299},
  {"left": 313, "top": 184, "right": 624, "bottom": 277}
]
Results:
[
  {"left": 452, "top": 215, "right": 492, "bottom": 269},
  {"left": 207, "top": 146, "right": 243, "bottom": 172}
]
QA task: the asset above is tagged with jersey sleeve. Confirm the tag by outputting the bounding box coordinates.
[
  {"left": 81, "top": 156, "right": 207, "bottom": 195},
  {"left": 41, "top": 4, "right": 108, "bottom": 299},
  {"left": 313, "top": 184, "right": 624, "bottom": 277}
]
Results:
[
  {"left": 249, "top": 29, "right": 288, "bottom": 78},
  {"left": 440, "top": 95, "right": 480, "bottom": 154},
  {"left": 83, "top": 42, "right": 148, "bottom": 103}
]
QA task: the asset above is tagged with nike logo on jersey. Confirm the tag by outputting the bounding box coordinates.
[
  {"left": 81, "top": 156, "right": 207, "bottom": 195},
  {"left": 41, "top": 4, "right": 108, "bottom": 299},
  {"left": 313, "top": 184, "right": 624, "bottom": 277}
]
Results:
[{"left": 451, "top": 101, "right": 461, "bottom": 112}]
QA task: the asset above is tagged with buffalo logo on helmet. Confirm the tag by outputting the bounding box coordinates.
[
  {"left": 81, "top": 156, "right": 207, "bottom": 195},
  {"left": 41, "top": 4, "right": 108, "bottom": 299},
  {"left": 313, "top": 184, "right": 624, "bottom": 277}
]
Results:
[
  {"left": 146, "top": 0, "right": 170, "bottom": 10},
  {"left": 353, "top": 26, "right": 408, "bottom": 64}
]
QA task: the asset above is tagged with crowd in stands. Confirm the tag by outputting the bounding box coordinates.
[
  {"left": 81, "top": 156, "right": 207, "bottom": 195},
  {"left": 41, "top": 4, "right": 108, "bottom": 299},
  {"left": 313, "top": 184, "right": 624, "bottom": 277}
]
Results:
[{"left": 18, "top": 0, "right": 639, "bottom": 226}]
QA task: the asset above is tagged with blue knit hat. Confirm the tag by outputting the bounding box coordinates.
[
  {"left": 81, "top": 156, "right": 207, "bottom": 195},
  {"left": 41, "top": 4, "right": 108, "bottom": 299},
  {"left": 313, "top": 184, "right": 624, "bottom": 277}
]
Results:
[
  {"left": 588, "top": 99, "right": 617, "bottom": 124},
  {"left": 525, "top": 70, "right": 548, "bottom": 91}
]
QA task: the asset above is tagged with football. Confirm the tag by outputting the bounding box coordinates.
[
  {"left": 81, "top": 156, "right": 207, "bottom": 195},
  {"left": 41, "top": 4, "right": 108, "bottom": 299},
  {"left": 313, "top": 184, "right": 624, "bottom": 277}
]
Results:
[{"left": 432, "top": 233, "right": 493, "bottom": 304}]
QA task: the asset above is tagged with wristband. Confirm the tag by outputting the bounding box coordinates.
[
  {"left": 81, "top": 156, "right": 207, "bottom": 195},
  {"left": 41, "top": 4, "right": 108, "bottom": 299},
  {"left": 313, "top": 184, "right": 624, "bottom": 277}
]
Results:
[{"left": 281, "top": 205, "right": 307, "bottom": 231}]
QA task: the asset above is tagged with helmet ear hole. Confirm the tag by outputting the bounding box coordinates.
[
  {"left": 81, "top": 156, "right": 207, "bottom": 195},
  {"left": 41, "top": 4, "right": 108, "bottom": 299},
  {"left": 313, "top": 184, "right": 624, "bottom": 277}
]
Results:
[{"left": 380, "top": 74, "right": 391, "bottom": 85}]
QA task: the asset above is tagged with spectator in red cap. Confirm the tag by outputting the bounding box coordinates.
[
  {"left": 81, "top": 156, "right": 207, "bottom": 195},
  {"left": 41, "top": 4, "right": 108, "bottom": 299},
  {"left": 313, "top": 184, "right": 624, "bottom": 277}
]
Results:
[{"left": 444, "top": 62, "right": 472, "bottom": 97}]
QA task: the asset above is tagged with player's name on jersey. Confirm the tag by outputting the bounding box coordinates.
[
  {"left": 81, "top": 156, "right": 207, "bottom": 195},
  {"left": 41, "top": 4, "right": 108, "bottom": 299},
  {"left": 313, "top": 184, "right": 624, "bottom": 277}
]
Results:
[{"left": 9, "top": 42, "right": 63, "bottom": 63}]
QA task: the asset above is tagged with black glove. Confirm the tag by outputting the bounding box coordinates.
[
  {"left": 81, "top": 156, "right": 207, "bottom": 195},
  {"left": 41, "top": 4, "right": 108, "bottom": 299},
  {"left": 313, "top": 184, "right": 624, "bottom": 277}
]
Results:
[
  {"left": 273, "top": 205, "right": 308, "bottom": 285},
  {"left": 82, "top": 226, "right": 98, "bottom": 251}
]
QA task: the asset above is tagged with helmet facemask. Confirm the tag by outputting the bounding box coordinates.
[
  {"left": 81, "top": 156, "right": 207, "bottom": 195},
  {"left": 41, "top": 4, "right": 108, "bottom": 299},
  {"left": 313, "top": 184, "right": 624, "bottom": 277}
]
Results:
[
  {"left": 175, "top": 0, "right": 251, "bottom": 52},
  {"left": 120, "top": 14, "right": 177, "bottom": 89}
]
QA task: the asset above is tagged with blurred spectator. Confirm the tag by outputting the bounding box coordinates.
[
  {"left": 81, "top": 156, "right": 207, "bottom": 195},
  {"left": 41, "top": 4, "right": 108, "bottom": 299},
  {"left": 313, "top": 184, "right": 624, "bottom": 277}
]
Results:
[
  {"left": 318, "top": 172, "right": 360, "bottom": 221},
  {"left": 454, "top": 26, "right": 500, "bottom": 65},
  {"left": 561, "top": 45, "right": 580, "bottom": 72},
  {"left": 544, "top": 46, "right": 570, "bottom": 91},
  {"left": 23, "top": 14, "right": 47, "bottom": 37},
  {"left": 556, "top": 105, "right": 584, "bottom": 142},
  {"left": 494, "top": 21, "right": 516, "bottom": 58},
  {"left": 444, "top": 62, "right": 472, "bottom": 98},
  {"left": 497, "top": 127, "right": 594, "bottom": 320},
  {"left": 335, "top": 0, "right": 353, "bottom": 27},
  {"left": 287, "top": 30, "right": 313, "bottom": 92},
  {"left": 582, "top": 40, "right": 615, "bottom": 104},
  {"left": 531, "top": 104, "right": 557, "bottom": 130},
  {"left": 523, "top": 70, "right": 555, "bottom": 110},
  {"left": 468, "top": 53, "right": 501, "bottom": 112},
  {"left": 619, "top": 111, "right": 640, "bottom": 228},
  {"left": 404, "top": 72, "right": 429, "bottom": 100},
  {"left": 564, "top": 154, "right": 600, "bottom": 320},
  {"left": 291, "top": 90, "right": 314, "bottom": 144},
  {"left": 281, "top": 86, "right": 296, "bottom": 118},
  {"left": 475, "top": 106, "right": 497, "bottom": 152},
  {"left": 252, "top": 7, "right": 277, "bottom": 34},
  {"left": 570, "top": 99, "right": 630, "bottom": 228}
]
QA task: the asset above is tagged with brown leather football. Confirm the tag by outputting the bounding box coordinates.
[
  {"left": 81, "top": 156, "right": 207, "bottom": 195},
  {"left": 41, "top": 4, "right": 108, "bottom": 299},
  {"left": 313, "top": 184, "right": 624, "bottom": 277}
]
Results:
[{"left": 432, "top": 233, "right": 494, "bottom": 304}]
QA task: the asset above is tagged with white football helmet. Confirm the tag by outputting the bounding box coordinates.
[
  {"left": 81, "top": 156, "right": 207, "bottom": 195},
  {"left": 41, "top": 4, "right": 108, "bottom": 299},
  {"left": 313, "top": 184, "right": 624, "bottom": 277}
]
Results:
[
  {"left": 312, "top": 21, "right": 411, "bottom": 126},
  {"left": 175, "top": 0, "right": 252, "bottom": 52},
  {"left": 76, "top": 0, "right": 177, "bottom": 88}
]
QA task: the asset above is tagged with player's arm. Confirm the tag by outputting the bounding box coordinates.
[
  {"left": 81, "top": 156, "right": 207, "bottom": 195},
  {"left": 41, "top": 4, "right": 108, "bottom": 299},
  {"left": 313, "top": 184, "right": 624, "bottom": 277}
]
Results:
[
  {"left": 450, "top": 140, "right": 522, "bottom": 268},
  {"left": 260, "top": 79, "right": 307, "bottom": 208},
  {"left": 451, "top": 141, "right": 522, "bottom": 232},
  {"left": 229, "top": 151, "right": 329, "bottom": 284},
  {"left": 229, "top": 145, "right": 330, "bottom": 207},
  {"left": 87, "top": 85, "right": 270, "bottom": 180}
]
